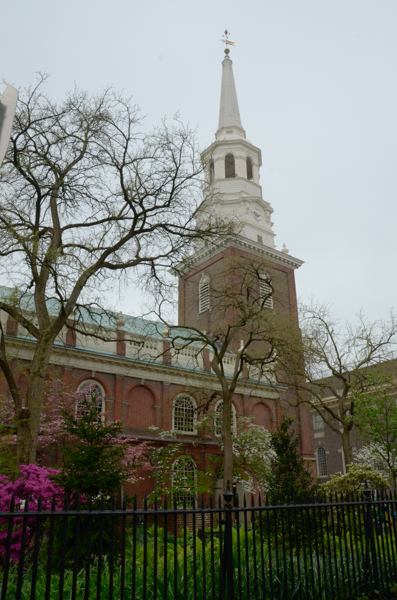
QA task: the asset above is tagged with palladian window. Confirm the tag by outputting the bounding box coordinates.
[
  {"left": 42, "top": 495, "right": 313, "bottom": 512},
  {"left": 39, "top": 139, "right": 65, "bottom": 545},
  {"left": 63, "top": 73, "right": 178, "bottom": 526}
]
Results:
[{"left": 225, "top": 154, "right": 235, "bottom": 178}]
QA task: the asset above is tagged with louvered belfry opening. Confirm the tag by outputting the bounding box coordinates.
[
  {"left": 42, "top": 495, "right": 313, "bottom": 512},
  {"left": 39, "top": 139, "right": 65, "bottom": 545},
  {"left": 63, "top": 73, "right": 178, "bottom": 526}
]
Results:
[
  {"left": 199, "top": 275, "right": 210, "bottom": 313},
  {"left": 259, "top": 273, "right": 274, "bottom": 309}
]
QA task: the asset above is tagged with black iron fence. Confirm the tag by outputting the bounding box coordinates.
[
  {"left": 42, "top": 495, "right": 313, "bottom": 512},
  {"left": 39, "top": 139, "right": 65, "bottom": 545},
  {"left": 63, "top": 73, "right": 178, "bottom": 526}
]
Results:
[{"left": 1, "top": 484, "right": 397, "bottom": 600}]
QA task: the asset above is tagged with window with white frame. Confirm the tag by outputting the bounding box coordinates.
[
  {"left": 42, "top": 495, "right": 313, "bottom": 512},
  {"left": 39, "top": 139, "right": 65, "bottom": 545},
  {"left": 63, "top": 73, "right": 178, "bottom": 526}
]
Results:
[
  {"left": 259, "top": 272, "right": 273, "bottom": 309},
  {"left": 317, "top": 447, "right": 328, "bottom": 477},
  {"left": 214, "top": 400, "right": 237, "bottom": 437},
  {"left": 76, "top": 380, "right": 105, "bottom": 419},
  {"left": 172, "top": 456, "right": 196, "bottom": 507},
  {"left": 313, "top": 413, "right": 324, "bottom": 430},
  {"left": 199, "top": 274, "right": 210, "bottom": 313},
  {"left": 173, "top": 395, "right": 197, "bottom": 434}
]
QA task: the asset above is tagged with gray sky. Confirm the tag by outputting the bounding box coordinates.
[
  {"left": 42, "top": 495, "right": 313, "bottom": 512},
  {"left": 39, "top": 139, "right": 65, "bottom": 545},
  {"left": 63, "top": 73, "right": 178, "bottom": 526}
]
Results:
[{"left": 2, "top": 0, "right": 397, "bottom": 326}]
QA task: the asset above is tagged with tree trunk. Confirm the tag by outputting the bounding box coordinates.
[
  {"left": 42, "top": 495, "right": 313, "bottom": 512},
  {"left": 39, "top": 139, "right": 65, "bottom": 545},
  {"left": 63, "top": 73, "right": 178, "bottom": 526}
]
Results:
[
  {"left": 341, "top": 427, "right": 354, "bottom": 466},
  {"left": 16, "top": 338, "right": 54, "bottom": 465},
  {"left": 222, "top": 395, "right": 233, "bottom": 494}
]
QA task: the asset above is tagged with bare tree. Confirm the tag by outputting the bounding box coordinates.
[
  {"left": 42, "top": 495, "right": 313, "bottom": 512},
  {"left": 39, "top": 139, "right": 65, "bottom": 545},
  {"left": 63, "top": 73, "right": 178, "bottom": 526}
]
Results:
[
  {"left": 157, "top": 256, "right": 300, "bottom": 492},
  {"left": 293, "top": 303, "right": 397, "bottom": 465},
  {"left": 0, "top": 76, "right": 234, "bottom": 465}
]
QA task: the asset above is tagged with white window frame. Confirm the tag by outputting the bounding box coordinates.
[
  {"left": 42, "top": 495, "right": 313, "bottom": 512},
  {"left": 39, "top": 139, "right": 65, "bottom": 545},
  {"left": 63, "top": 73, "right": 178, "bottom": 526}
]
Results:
[
  {"left": 172, "top": 455, "right": 197, "bottom": 507},
  {"left": 172, "top": 394, "right": 197, "bottom": 435},
  {"left": 316, "top": 446, "right": 328, "bottom": 478},
  {"left": 313, "top": 413, "right": 324, "bottom": 430},
  {"left": 259, "top": 271, "right": 273, "bottom": 309},
  {"left": 76, "top": 380, "right": 105, "bottom": 421},
  {"left": 199, "top": 274, "right": 210, "bottom": 313},
  {"left": 214, "top": 399, "right": 237, "bottom": 437}
]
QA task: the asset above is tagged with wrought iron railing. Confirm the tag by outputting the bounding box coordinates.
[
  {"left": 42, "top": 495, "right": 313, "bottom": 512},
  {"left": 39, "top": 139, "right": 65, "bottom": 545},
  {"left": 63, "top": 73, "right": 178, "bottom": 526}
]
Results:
[{"left": 1, "top": 484, "right": 397, "bottom": 599}]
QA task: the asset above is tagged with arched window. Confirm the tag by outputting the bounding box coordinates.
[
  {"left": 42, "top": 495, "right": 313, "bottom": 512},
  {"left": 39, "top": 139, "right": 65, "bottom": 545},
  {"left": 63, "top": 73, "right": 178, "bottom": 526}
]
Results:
[
  {"left": 317, "top": 447, "right": 328, "bottom": 477},
  {"left": 173, "top": 395, "right": 197, "bottom": 434},
  {"left": 259, "top": 272, "right": 274, "bottom": 309},
  {"left": 225, "top": 154, "right": 235, "bottom": 178},
  {"left": 199, "top": 274, "right": 210, "bottom": 313},
  {"left": 246, "top": 157, "right": 253, "bottom": 180},
  {"left": 214, "top": 400, "right": 237, "bottom": 437},
  {"left": 76, "top": 380, "right": 105, "bottom": 420},
  {"left": 172, "top": 456, "right": 197, "bottom": 507},
  {"left": 209, "top": 160, "right": 214, "bottom": 183}
]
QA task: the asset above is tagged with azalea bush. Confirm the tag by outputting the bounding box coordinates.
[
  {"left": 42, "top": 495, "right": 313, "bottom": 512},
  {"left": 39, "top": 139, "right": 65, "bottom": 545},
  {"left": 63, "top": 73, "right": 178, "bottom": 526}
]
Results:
[{"left": 0, "top": 464, "right": 64, "bottom": 564}]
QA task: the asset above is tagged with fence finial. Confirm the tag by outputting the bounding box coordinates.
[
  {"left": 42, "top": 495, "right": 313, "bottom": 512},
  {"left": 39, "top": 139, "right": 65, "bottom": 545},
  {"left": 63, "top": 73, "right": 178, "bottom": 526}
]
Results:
[{"left": 223, "top": 480, "right": 233, "bottom": 508}]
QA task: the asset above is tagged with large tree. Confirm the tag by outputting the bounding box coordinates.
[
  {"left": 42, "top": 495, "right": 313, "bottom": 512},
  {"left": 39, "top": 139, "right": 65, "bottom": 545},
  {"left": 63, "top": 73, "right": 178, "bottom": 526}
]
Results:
[
  {"left": 0, "top": 76, "right": 233, "bottom": 465},
  {"left": 291, "top": 303, "right": 397, "bottom": 466}
]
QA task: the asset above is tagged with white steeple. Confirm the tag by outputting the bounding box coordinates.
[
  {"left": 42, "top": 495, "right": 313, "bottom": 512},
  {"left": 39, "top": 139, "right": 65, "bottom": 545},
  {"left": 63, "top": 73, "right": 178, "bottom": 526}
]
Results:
[
  {"left": 216, "top": 56, "right": 245, "bottom": 140},
  {"left": 199, "top": 51, "right": 276, "bottom": 249}
]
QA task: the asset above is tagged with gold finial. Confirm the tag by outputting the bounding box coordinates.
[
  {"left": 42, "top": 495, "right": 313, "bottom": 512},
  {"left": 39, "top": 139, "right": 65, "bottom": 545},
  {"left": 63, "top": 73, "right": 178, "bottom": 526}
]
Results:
[{"left": 220, "top": 29, "right": 235, "bottom": 55}]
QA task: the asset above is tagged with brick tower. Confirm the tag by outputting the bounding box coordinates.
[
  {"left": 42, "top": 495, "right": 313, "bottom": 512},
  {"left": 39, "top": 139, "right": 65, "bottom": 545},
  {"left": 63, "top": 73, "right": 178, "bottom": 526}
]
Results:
[{"left": 177, "top": 49, "right": 314, "bottom": 462}]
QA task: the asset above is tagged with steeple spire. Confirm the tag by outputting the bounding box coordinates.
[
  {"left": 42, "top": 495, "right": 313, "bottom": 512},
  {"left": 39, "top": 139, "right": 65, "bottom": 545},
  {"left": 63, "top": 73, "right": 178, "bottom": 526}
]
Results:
[{"left": 216, "top": 55, "right": 246, "bottom": 140}]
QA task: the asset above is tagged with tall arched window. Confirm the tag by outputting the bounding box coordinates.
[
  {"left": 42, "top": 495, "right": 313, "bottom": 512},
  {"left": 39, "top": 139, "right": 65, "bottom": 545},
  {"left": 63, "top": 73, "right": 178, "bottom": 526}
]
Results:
[
  {"left": 76, "top": 380, "right": 105, "bottom": 420},
  {"left": 209, "top": 160, "right": 214, "bottom": 183},
  {"left": 214, "top": 400, "right": 237, "bottom": 437},
  {"left": 199, "top": 274, "right": 210, "bottom": 313},
  {"left": 172, "top": 395, "right": 197, "bottom": 434},
  {"left": 259, "top": 271, "right": 274, "bottom": 309},
  {"left": 225, "top": 154, "right": 235, "bottom": 178},
  {"left": 317, "top": 447, "right": 328, "bottom": 477},
  {"left": 246, "top": 157, "right": 253, "bottom": 180},
  {"left": 172, "top": 456, "right": 197, "bottom": 507}
]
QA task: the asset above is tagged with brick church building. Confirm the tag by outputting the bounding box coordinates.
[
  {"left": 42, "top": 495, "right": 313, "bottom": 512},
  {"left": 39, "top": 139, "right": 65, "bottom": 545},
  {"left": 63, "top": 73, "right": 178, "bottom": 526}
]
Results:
[{"left": 0, "top": 51, "right": 314, "bottom": 499}]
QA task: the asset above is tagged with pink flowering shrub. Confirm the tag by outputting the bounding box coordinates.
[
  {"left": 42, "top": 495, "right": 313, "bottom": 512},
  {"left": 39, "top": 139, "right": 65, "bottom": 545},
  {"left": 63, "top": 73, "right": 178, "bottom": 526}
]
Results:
[{"left": 0, "top": 464, "right": 64, "bottom": 564}]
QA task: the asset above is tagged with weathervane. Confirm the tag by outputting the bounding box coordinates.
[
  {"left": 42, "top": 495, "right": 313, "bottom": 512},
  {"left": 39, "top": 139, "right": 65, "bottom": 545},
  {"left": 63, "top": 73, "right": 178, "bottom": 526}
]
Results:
[{"left": 220, "top": 30, "right": 235, "bottom": 55}]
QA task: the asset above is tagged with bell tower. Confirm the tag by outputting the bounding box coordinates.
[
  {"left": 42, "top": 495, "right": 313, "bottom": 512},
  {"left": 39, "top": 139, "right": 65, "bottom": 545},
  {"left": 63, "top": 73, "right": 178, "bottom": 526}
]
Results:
[
  {"left": 178, "top": 50, "right": 303, "bottom": 333},
  {"left": 177, "top": 47, "right": 314, "bottom": 464}
]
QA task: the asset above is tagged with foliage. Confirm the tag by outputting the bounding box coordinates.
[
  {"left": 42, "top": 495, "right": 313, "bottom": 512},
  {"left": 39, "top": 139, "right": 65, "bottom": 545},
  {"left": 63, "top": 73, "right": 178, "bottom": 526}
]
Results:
[
  {"left": 287, "top": 302, "right": 397, "bottom": 465},
  {"left": 321, "top": 463, "right": 389, "bottom": 495},
  {"left": 266, "top": 415, "right": 318, "bottom": 499},
  {"left": 0, "top": 464, "right": 64, "bottom": 564},
  {"left": 56, "top": 388, "right": 151, "bottom": 498},
  {"left": 230, "top": 422, "right": 274, "bottom": 492},
  {"left": 1, "top": 521, "right": 394, "bottom": 600},
  {"left": 147, "top": 427, "right": 217, "bottom": 504},
  {"left": 0, "top": 75, "right": 233, "bottom": 465},
  {"left": 353, "top": 373, "right": 397, "bottom": 491}
]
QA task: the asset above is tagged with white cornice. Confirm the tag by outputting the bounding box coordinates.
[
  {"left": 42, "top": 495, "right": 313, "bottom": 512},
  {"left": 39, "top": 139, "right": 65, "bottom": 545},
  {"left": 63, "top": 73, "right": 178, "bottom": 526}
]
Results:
[
  {"left": 5, "top": 335, "right": 284, "bottom": 400},
  {"left": 178, "top": 235, "right": 304, "bottom": 274}
]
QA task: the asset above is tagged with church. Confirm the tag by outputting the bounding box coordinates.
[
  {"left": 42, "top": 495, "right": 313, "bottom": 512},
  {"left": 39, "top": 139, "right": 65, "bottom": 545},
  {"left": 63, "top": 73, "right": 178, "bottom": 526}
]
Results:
[{"left": 0, "top": 50, "right": 314, "bottom": 498}]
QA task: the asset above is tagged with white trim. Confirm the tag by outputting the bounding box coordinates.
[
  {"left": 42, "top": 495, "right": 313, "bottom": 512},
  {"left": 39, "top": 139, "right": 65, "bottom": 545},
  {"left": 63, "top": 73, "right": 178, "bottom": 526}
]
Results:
[
  {"left": 214, "top": 399, "right": 237, "bottom": 437},
  {"left": 172, "top": 455, "right": 197, "bottom": 506},
  {"left": 77, "top": 379, "right": 106, "bottom": 421},
  {"left": 316, "top": 446, "right": 328, "bottom": 478},
  {"left": 172, "top": 394, "right": 197, "bottom": 435}
]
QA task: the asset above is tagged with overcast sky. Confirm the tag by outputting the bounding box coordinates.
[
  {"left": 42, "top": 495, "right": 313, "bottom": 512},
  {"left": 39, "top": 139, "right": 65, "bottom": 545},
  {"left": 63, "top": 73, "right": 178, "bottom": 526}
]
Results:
[{"left": 2, "top": 1, "right": 397, "bottom": 327}]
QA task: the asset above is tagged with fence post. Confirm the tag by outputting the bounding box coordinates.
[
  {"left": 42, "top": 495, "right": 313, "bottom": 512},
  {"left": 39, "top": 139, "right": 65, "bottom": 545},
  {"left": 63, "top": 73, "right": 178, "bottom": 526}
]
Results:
[
  {"left": 221, "top": 481, "right": 235, "bottom": 600},
  {"left": 364, "top": 481, "right": 380, "bottom": 591}
]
